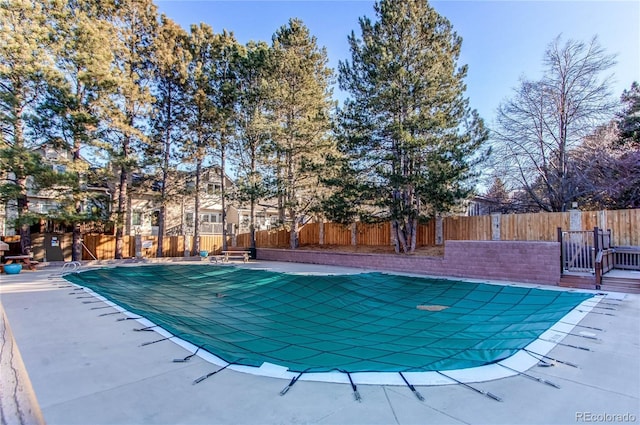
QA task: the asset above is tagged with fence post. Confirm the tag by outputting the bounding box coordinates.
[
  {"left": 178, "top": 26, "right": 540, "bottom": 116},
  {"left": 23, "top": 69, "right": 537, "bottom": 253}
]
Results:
[
  {"left": 435, "top": 216, "right": 443, "bottom": 245},
  {"left": 319, "top": 221, "right": 324, "bottom": 245},
  {"left": 491, "top": 213, "right": 501, "bottom": 241},
  {"left": 351, "top": 222, "right": 357, "bottom": 246},
  {"left": 183, "top": 235, "right": 190, "bottom": 257},
  {"left": 594, "top": 227, "right": 602, "bottom": 289},
  {"left": 569, "top": 208, "right": 582, "bottom": 231},
  {"left": 134, "top": 233, "right": 142, "bottom": 259},
  {"left": 557, "top": 227, "right": 564, "bottom": 274}
]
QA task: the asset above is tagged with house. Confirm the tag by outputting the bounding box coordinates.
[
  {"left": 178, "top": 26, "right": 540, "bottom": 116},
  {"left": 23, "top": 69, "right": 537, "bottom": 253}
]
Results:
[
  {"left": 126, "top": 167, "right": 280, "bottom": 237},
  {"left": 0, "top": 143, "right": 280, "bottom": 239},
  {"left": 0, "top": 143, "right": 110, "bottom": 236}
]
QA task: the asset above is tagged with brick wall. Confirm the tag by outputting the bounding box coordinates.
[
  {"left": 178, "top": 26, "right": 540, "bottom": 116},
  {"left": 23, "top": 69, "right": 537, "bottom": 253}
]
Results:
[{"left": 257, "top": 240, "right": 561, "bottom": 285}]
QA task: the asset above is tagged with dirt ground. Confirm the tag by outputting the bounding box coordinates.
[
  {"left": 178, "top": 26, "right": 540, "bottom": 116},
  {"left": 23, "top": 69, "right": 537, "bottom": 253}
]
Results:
[{"left": 297, "top": 244, "right": 445, "bottom": 257}]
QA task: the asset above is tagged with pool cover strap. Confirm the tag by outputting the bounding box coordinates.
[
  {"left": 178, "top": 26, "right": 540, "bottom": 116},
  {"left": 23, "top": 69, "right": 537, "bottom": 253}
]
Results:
[
  {"left": 280, "top": 371, "right": 305, "bottom": 396},
  {"left": 399, "top": 372, "right": 425, "bottom": 401},
  {"left": 193, "top": 363, "right": 231, "bottom": 384},
  {"left": 65, "top": 265, "right": 593, "bottom": 374}
]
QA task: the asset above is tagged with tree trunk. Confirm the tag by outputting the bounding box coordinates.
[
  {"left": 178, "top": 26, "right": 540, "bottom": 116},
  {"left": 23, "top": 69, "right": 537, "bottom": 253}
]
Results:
[
  {"left": 115, "top": 164, "right": 128, "bottom": 259},
  {"left": 19, "top": 224, "right": 31, "bottom": 255},
  {"left": 192, "top": 159, "right": 202, "bottom": 255},
  {"left": 72, "top": 223, "right": 82, "bottom": 261},
  {"left": 156, "top": 204, "right": 165, "bottom": 258},
  {"left": 157, "top": 132, "right": 170, "bottom": 257},
  {"left": 221, "top": 144, "right": 228, "bottom": 252},
  {"left": 409, "top": 217, "right": 418, "bottom": 253},
  {"left": 391, "top": 220, "right": 400, "bottom": 253},
  {"left": 289, "top": 215, "right": 299, "bottom": 249},
  {"left": 249, "top": 153, "right": 257, "bottom": 250},
  {"left": 249, "top": 201, "right": 256, "bottom": 250},
  {"left": 395, "top": 218, "right": 409, "bottom": 253}
]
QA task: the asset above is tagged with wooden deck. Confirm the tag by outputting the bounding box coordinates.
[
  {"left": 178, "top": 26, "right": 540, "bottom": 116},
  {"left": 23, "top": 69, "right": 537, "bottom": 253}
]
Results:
[{"left": 559, "top": 269, "right": 640, "bottom": 294}]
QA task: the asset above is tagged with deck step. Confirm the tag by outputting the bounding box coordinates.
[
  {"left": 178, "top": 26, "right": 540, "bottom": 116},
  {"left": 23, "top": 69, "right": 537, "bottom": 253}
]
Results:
[
  {"left": 600, "top": 276, "right": 640, "bottom": 294},
  {"left": 558, "top": 274, "right": 596, "bottom": 290}
]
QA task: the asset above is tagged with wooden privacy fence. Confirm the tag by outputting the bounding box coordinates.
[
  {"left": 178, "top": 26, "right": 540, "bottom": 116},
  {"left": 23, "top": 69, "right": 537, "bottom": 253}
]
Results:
[
  {"left": 79, "top": 235, "right": 225, "bottom": 260},
  {"left": 237, "top": 208, "right": 640, "bottom": 249},
  {"left": 2, "top": 208, "right": 637, "bottom": 260}
]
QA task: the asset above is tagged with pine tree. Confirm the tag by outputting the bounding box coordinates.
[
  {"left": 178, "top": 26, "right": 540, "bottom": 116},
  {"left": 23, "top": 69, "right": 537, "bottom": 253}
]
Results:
[
  {"left": 184, "top": 23, "right": 218, "bottom": 255},
  {"left": 0, "top": 0, "right": 56, "bottom": 254},
  {"left": 105, "top": 0, "right": 158, "bottom": 259},
  {"left": 209, "top": 30, "right": 241, "bottom": 252},
  {"left": 269, "top": 19, "right": 336, "bottom": 249},
  {"left": 36, "top": 0, "right": 118, "bottom": 260},
  {"left": 336, "top": 0, "right": 487, "bottom": 253},
  {"left": 484, "top": 177, "right": 510, "bottom": 214},
  {"left": 618, "top": 82, "right": 640, "bottom": 148},
  {"left": 149, "top": 15, "right": 190, "bottom": 257},
  {"left": 231, "top": 41, "right": 272, "bottom": 250}
]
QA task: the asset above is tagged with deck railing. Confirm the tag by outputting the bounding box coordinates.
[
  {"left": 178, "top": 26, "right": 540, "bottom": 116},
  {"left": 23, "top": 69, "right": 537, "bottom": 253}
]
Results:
[
  {"left": 560, "top": 230, "right": 596, "bottom": 273},
  {"left": 613, "top": 247, "right": 640, "bottom": 271}
]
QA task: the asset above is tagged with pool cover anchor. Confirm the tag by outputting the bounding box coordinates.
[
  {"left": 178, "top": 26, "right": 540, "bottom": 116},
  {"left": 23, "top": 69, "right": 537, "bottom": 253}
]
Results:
[
  {"left": 193, "top": 363, "right": 231, "bottom": 385},
  {"left": 399, "top": 372, "right": 425, "bottom": 401},
  {"left": 173, "top": 347, "right": 201, "bottom": 363},
  {"left": 98, "top": 311, "right": 124, "bottom": 317},
  {"left": 140, "top": 336, "right": 175, "bottom": 347},
  {"left": 90, "top": 305, "right": 116, "bottom": 311},
  {"left": 523, "top": 349, "right": 579, "bottom": 369},
  {"left": 577, "top": 309, "right": 615, "bottom": 317},
  {"left": 559, "top": 321, "right": 604, "bottom": 332},
  {"left": 497, "top": 363, "right": 560, "bottom": 388},
  {"left": 436, "top": 371, "right": 502, "bottom": 402},
  {"left": 538, "top": 339, "right": 591, "bottom": 351},
  {"left": 134, "top": 325, "right": 160, "bottom": 332},
  {"left": 345, "top": 372, "right": 361, "bottom": 402},
  {"left": 279, "top": 371, "right": 305, "bottom": 396},
  {"left": 553, "top": 329, "right": 600, "bottom": 341}
]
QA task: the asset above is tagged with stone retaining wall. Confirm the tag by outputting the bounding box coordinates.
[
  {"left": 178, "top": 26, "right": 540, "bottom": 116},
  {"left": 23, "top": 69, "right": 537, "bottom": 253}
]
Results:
[{"left": 257, "top": 240, "right": 561, "bottom": 285}]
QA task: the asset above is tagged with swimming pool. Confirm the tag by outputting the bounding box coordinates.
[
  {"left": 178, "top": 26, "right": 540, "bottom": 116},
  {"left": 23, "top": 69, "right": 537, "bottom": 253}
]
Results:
[{"left": 64, "top": 264, "right": 594, "bottom": 376}]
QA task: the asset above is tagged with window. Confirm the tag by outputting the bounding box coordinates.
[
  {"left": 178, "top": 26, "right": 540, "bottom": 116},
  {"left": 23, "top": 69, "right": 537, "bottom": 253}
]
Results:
[
  {"left": 186, "top": 212, "right": 194, "bottom": 227},
  {"left": 206, "top": 183, "right": 221, "bottom": 195},
  {"left": 132, "top": 211, "right": 142, "bottom": 226},
  {"left": 200, "top": 213, "right": 221, "bottom": 223},
  {"left": 151, "top": 211, "right": 159, "bottom": 227},
  {"left": 45, "top": 148, "right": 58, "bottom": 160}
]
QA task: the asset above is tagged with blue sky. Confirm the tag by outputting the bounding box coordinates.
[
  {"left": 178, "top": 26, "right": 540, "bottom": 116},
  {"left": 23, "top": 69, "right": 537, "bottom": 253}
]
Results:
[{"left": 155, "top": 0, "right": 639, "bottom": 127}]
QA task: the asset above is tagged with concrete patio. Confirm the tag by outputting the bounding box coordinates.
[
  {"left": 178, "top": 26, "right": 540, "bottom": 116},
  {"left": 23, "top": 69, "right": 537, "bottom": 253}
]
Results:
[{"left": 1, "top": 261, "right": 638, "bottom": 425}]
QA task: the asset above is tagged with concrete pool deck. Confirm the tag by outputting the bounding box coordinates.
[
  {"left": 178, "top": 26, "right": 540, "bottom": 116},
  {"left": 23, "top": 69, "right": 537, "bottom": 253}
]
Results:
[{"left": 1, "top": 261, "right": 639, "bottom": 425}]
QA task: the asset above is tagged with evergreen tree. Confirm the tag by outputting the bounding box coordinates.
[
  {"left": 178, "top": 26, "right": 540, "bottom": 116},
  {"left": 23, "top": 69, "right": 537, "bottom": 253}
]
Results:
[
  {"left": 36, "top": 0, "right": 118, "bottom": 260},
  {"left": 209, "top": 30, "right": 241, "bottom": 252},
  {"left": 184, "top": 23, "right": 218, "bottom": 255},
  {"left": 335, "top": 0, "right": 487, "bottom": 253},
  {"left": 0, "top": 0, "right": 56, "bottom": 253},
  {"left": 483, "top": 177, "right": 511, "bottom": 214},
  {"left": 105, "top": 0, "right": 158, "bottom": 259},
  {"left": 618, "top": 81, "right": 640, "bottom": 148},
  {"left": 231, "top": 41, "right": 272, "bottom": 250},
  {"left": 269, "top": 19, "right": 335, "bottom": 249},
  {"left": 149, "top": 15, "right": 190, "bottom": 257}
]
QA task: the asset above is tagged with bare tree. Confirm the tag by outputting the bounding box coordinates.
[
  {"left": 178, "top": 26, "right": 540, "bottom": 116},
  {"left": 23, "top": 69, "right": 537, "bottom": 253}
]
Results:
[
  {"left": 491, "top": 36, "right": 616, "bottom": 212},
  {"left": 570, "top": 85, "right": 640, "bottom": 209}
]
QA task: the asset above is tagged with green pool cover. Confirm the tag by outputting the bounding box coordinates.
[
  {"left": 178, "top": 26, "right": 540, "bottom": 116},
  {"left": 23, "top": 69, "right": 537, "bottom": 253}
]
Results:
[{"left": 64, "top": 265, "right": 592, "bottom": 373}]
